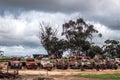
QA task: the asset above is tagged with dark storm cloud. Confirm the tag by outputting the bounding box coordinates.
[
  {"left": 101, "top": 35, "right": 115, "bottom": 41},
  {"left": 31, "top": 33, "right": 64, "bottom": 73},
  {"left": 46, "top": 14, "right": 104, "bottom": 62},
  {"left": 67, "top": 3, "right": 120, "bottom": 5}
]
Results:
[
  {"left": 0, "top": 0, "right": 120, "bottom": 47},
  {"left": 0, "top": 34, "right": 40, "bottom": 48},
  {"left": 0, "top": 0, "right": 115, "bottom": 13},
  {"left": 0, "top": 0, "right": 91, "bottom": 12},
  {"left": 0, "top": 0, "right": 120, "bottom": 30}
]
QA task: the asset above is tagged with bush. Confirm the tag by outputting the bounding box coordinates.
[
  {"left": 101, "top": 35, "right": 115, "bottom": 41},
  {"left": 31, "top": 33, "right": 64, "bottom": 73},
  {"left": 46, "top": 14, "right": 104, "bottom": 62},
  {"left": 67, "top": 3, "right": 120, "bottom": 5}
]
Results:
[
  {"left": 38, "top": 77, "right": 44, "bottom": 80},
  {"left": 0, "top": 58, "right": 10, "bottom": 62}
]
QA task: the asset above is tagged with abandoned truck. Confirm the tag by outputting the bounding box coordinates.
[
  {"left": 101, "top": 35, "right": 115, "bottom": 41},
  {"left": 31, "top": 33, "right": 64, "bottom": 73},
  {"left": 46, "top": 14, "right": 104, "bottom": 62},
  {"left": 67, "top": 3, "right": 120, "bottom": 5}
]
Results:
[
  {"left": 8, "top": 57, "right": 22, "bottom": 69},
  {"left": 25, "top": 58, "right": 38, "bottom": 69},
  {"left": 40, "top": 58, "right": 53, "bottom": 71},
  {"left": 55, "top": 59, "right": 68, "bottom": 69},
  {"left": 68, "top": 56, "right": 80, "bottom": 69}
]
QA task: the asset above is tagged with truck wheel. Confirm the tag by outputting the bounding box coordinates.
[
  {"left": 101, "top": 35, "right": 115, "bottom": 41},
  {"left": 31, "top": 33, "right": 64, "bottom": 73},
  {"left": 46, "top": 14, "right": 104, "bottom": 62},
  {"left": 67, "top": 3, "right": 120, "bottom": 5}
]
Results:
[
  {"left": 8, "top": 62, "right": 11, "bottom": 66},
  {"left": 19, "top": 66, "right": 22, "bottom": 69},
  {"left": 114, "top": 65, "right": 118, "bottom": 70},
  {"left": 96, "top": 65, "right": 100, "bottom": 71},
  {"left": 22, "top": 62, "right": 26, "bottom": 67},
  {"left": 47, "top": 67, "right": 52, "bottom": 71}
]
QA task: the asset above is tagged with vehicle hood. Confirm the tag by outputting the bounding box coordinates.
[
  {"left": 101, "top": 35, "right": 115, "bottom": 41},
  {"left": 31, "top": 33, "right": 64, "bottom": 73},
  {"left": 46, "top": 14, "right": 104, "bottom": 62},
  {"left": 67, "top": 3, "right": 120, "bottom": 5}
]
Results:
[
  {"left": 26, "top": 62, "right": 37, "bottom": 65},
  {"left": 10, "top": 61, "right": 21, "bottom": 64}
]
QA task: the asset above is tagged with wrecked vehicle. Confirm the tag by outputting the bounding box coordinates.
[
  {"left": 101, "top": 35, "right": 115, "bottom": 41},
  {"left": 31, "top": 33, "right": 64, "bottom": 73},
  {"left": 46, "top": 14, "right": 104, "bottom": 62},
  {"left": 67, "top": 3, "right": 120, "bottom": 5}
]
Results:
[
  {"left": 40, "top": 58, "right": 53, "bottom": 71},
  {"left": 55, "top": 59, "right": 68, "bottom": 69},
  {"left": 81, "top": 59, "right": 94, "bottom": 71},
  {"left": 115, "top": 58, "right": 120, "bottom": 66},
  {"left": 8, "top": 57, "right": 22, "bottom": 69},
  {"left": 68, "top": 56, "right": 80, "bottom": 69},
  {"left": 25, "top": 58, "right": 38, "bottom": 69},
  {"left": 106, "top": 59, "right": 118, "bottom": 69}
]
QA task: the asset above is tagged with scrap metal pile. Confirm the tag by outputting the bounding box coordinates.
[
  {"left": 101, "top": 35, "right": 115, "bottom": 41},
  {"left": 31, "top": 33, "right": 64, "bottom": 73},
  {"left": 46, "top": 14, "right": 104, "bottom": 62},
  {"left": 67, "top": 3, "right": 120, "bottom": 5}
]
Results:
[{"left": 0, "top": 62, "right": 20, "bottom": 79}]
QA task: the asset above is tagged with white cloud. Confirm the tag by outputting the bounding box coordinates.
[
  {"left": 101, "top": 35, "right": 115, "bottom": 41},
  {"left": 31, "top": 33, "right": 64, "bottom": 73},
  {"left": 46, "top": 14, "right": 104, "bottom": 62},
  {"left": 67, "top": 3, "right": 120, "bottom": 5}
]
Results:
[
  {"left": 1, "top": 10, "right": 120, "bottom": 56},
  {"left": 0, "top": 45, "right": 47, "bottom": 56},
  {"left": 90, "top": 22, "right": 120, "bottom": 46},
  {"left": 0, "top": 11, "right": 80, "bottom": 56}
]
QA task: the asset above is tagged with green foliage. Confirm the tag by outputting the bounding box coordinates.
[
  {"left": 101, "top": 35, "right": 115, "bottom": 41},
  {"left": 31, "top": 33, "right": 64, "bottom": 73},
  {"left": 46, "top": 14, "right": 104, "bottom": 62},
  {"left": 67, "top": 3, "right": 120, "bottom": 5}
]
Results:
[
  {"left": 88, "top": 45, "right": 103, "bottom": 58},
  {"left": 38, "top": 77, "right": 44, "bottom": 80},
  {"left": 21, "top": 58, "right": 26, "bottom": 62},
  {"left": 0, "top": 58, "right": 10, "bottom": 62},
  {"left": 62, "top": 18, "right": 101, "bottom": 55},
  {"left": 39, "top": 24, "right": 58, "bottom": 56},
  {"left": 39, "top": 23, "right": 67, "bottom": 58},
  {"left": 74, "top": 73, "right": 120, "bottom": 79},
  {"left": 103, "top": 39, "right": 120, "bottom": 57},
  {"left": 50, "top": 59, "right": 55, "bottom": 63}
]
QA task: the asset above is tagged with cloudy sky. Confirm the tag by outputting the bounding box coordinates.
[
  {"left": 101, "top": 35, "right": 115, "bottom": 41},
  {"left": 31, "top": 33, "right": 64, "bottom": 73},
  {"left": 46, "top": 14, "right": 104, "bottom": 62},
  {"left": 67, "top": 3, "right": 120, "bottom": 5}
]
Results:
[{"left": 0, "top": 0, "right": 120, "bottom": 56}]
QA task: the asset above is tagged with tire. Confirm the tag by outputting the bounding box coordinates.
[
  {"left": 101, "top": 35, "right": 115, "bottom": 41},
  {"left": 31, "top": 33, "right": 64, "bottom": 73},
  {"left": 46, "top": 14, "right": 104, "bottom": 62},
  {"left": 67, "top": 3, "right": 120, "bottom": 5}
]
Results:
[
  {"left": 8, "top": 62, "right": 11, "bottom": 66},
  {"left": 81, "top": 65, "right": 85, "bottom": 71},
  {"left": 114, "top": 65, "right": 118, "bottom": 70},
  {"left": 47, "top": 67, "right": 52, "bottom": 71},
  {"left": 96, "top": 65, "right": 100, "bottom": 71},
  {"left": 19, "top": 66, "right": 22, "bottom": 69},
  {"left": 22, "top": 62, "right": 26, "bottom": 67}
]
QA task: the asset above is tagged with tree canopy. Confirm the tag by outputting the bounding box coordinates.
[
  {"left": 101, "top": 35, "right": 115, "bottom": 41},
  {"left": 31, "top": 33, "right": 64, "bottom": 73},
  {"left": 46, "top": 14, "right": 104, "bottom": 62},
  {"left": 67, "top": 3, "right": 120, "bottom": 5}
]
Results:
[
  {"left": 62, "top": 18, "right": 102, "bottom": 55},
  {"left": 39, "top": 18, "right": 120, "bottom": 58},
  {"left": 103, "top": 39, "right": 120, "bottom": 57},
  {"left": 39, "top": 23, "right": 66, "bottom": 58}
]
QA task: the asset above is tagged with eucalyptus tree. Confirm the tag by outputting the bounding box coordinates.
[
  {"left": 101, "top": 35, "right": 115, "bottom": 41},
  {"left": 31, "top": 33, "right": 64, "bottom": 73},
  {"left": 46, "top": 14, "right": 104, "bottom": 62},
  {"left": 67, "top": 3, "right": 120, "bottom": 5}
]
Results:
[
  {"left": 39, "top": 23, "right": 66, "bottom": 58},
  {"left": 88, "top": 45, "right": 103, "bottom": 58},
  {"left": 103, "top": 39, "right": 119, "bottom": 57},
  {"left": 62, "top": 18, "right": 102, "bottom": 55},
  {"left": 116, "top": 44, "right": 120, "bottom": 57}
]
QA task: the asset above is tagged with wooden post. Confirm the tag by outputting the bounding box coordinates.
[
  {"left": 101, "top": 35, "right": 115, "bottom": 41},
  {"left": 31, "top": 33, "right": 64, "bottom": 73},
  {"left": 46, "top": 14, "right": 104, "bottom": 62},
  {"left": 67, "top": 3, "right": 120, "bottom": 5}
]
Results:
[
  {"left": 46, "top": 70, "right": 48, "bottom": 76},
  {"left": 7, "top": 65, "right": 9, "bottom": 73}
]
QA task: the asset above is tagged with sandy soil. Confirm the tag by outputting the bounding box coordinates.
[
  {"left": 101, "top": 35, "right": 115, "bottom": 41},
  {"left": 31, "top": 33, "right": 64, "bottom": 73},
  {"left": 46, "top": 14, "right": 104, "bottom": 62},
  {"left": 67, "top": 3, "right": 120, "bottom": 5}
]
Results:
[
  {"left": 19, "top": 69, "right": 120, "bottom": 80},
  {"left": 18, "top": 69, "right": 120, "bottom": 76},
  {"left": 1, "top": 62, "right": 120, "bottom": 80},
  {"left": 1, "top": 68, "right": 120, "bottom": 80}
]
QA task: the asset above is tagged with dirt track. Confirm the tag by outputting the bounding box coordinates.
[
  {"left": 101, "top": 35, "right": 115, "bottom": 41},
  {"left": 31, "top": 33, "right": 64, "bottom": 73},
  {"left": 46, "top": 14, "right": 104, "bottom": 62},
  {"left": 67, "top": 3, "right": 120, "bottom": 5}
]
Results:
[
  {"left": 1, "top": 62, "right": 120, "bottom": 80},
  {"left": 18, "top": 69, "right": 120, "bottom": 80},
  {"left": 18, "top": 69, "right": 120, "bottom": 76}
]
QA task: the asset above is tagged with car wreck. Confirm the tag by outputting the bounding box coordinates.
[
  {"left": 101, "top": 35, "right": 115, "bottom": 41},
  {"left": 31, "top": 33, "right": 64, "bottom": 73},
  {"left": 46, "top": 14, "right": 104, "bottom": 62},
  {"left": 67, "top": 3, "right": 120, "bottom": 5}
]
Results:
[
  {"left": 8, "top": 57, "right": 22, "bottom": 69},
  {"left": 68, "top": 56, "right": 80, "bottom": 69},
  {"left": 55, "top": 59, "right": 68, "bottom": 69},
  {"left": 25, "top": 58, "right": 38, "bottom": 69},
  {"left": 40, "top": 58, "right": 53, "bottom": 71}
]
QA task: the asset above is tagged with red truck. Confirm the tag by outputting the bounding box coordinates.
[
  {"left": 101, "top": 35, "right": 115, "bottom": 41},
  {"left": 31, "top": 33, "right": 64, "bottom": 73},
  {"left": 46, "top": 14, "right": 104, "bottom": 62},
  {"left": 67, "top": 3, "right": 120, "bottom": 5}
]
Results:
[
  {"left": 55, "top": 59, "right": 68, "bottom": 69},
  {"left": 25, "top": 58, "right": 38, "bottom": 69},
  {"left": 8, "top": 57, "right": 22, "bottom": 69}
]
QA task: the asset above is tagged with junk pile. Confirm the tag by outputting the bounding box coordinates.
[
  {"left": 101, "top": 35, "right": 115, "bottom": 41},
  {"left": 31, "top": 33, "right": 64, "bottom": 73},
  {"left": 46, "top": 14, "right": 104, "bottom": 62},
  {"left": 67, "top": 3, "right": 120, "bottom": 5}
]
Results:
[{"left": 0, "top": 65, "right": 20, "bottom": 79}]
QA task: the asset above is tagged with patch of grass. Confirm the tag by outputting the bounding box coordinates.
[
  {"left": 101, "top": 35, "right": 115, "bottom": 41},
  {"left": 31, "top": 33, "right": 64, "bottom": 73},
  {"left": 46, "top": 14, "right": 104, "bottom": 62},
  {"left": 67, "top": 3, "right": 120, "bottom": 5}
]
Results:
[
  {"left": 0, "top": 58, "right": 10, "bottom": 62},
  {"left": 38, "top": 77, "right": 45, "bottom": 80},
  {"left": 74, "top": 73, "right": 120, "bottom": 79},
  {"left": 21, "top": 58, "right": 26, "bottom": 62}
]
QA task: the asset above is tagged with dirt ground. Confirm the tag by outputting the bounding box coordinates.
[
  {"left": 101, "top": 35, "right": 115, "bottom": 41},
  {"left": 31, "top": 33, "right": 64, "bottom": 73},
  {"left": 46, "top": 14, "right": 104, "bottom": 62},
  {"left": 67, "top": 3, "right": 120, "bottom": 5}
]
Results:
[
  {"left": 17, "top": 68, "right": 120, "bottom": 76},
  {"left": 19, "top": 69, "right": 120, "bottom": 80},
  {"left": 1, "top": 62, "right": 120, "bottom": 80},
  {"left": 2, "top": 68, "right": 119, "bottom": 80}
]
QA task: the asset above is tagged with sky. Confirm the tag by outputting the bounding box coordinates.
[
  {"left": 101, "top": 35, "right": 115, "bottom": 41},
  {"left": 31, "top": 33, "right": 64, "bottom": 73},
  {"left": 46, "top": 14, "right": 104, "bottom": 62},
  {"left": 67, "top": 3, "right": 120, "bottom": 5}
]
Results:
[{"left": 0, "top": 0, "right": 120, "bottom": 56}]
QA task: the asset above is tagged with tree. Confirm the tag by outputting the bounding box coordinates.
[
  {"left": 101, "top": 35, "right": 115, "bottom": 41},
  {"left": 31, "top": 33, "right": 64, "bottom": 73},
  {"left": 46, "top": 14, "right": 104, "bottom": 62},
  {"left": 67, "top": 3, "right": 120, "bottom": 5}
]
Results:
[
  {"left": 39, "top": 23, "right": 66, "bottom": 58},
  {"left": 88, "top": 45, "right": 103, "bottom": 58},
  {"left": 116, "top": 44, "right": 120, "bottom": 57},
  {"left": 62, "top": 18, "right": 102, "bottom": 55},
  {"left": 103, "top": 39, "right": 119, "bottom": 57}
]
